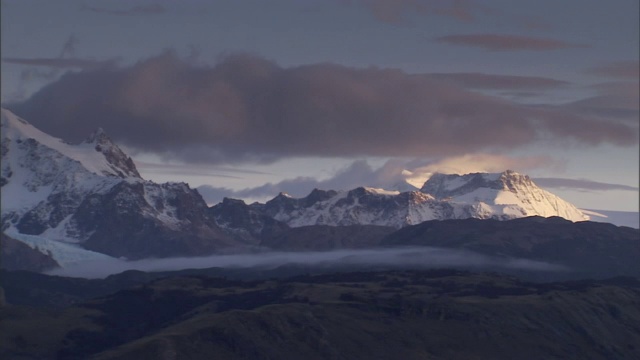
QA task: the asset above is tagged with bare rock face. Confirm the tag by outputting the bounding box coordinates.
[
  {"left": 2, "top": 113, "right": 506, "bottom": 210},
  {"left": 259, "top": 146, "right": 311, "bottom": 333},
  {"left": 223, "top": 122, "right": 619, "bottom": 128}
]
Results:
[{"left": 74, "top": 181, "right": 237, "bottom": 259}]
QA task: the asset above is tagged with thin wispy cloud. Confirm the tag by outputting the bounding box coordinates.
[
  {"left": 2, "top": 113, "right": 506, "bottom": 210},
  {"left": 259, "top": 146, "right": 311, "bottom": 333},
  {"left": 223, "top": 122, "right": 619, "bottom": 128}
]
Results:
[
  {"left": 350, "top": 0, "right": 479, "bottom": 24},
  {"left": 558, "top": 81, "right": 639, "bottom": 124},
  {"left": 435, "top": 34, "right": 588, "bottom": 51},
  {"left": 534, "top": 178, "right": 639, "bottom": 192},
  {"left": 46, "top": 247, "right": 568, "bottom": 279},
  {"left": 1, "top": 35, "right": 119, "bottom": 101},
  {"left": 348, "top": 0, "right": 550, "bottom": 31},
  {"left": 427, "top": 73, "right": 569, "bottom": 90},
  {"left": 81, "top": 4, "right": 166, "bottom": 16},
  {"left": 136, "top": 161, "right": 270, "bottom": 176},
  {"left": 585, "top": 61, "right": 640, "bottom": 79},
  {"left": 2, "top": 57, "right": 119, "bottom": 70},
  {"left": 403, "top": 154, "right": 559, "bottom": 188}
]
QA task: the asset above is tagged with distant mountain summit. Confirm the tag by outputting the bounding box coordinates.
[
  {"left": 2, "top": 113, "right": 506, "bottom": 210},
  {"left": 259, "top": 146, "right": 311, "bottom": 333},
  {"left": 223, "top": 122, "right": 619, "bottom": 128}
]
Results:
[
  {"left": 1, "top": 108, "right": 139, "bottom": 181},
  {"left": 420, "top": 170, "right": 588, "bottom": 221},
  {"left": 254, "top": 171, "right": 588, "bottom": 228},
  {"left": 82, "top": 127, "right": 141, "bottom": 178}
]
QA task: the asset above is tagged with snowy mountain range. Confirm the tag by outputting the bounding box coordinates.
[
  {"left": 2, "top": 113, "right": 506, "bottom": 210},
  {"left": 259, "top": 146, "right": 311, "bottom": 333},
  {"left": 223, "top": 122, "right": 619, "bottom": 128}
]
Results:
[
  {"left": 0, "top": 108, "right": 598, "bottom": 270},
  {"left": 250, "top": 171, "right": 587, "bottom": 229}
]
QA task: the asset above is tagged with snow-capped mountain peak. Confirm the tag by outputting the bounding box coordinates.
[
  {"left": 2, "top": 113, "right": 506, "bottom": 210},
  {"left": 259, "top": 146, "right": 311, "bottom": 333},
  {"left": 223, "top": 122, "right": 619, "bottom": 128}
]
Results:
[
  {"left": 420, "top": 170, "right": 588, "bottom": 221},
  {"left": 421, "top": 170, "right": 528, "bottom": 198},
  {"left": 1, "top": 108, "right": 141, "bottom": 179},
  {"left": 2, "top": 108, "right": 233, "bottom": 264},
  {"left": 82, "top": 127, "right": 141, "bottom": 178}
]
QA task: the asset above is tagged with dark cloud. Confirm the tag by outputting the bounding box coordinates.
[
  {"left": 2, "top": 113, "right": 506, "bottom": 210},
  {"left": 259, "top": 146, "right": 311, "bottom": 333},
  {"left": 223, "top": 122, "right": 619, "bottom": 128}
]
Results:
[
  {"left": 2, "top": 57, "right": 119, "bottom": 70},
  {"left": 534, "top": 178, "right": 639, "bottom": 192},
  {"left": 435, "top": 34, "right": 588, "bottom": 51},
  {"left": 136, "top": 161, "right": 270, "bottom": 177},
  {"left": 585, "top": 61, "right": 640, "bottom": 79},
  {"left": 427, "top": 73, "right": 569, "bottom": 90},
  {"left": 7, "top": 51, "right": 637, "bottom": 164},
  {"left": 81, "top": 4, "right": 166, "bottom": 16}
]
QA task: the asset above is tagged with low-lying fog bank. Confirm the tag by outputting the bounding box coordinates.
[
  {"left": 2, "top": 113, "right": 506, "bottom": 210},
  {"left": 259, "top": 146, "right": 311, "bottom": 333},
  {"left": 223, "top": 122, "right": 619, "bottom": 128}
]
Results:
[{"left": 47, "top": 246, "right": 568, "bottom": 279}]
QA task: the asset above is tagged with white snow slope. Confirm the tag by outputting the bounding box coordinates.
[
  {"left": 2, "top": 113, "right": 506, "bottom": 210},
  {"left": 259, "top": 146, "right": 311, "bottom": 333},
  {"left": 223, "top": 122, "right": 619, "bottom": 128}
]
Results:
[
  {"left": 4, "top": 226, "right": 116, "bottom": 267},
  {"left": 421, "top": 171, "right": 588, "bottom": 222},
  {"left": 1, "top": 108, "right": 125, "bottom": 220}
]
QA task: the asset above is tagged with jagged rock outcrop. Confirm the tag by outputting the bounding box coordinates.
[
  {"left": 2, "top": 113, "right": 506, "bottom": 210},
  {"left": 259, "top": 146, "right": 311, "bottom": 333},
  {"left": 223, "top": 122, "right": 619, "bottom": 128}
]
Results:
[{"left": 83, "top": 128, "right": 141, "bottom": 178}]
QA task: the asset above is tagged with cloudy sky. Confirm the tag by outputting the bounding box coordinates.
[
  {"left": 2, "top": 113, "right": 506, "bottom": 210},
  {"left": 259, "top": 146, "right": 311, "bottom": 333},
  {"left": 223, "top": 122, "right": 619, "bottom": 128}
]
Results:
[{"left": 2, "top": 0, "right": 638, "bottom": 211}]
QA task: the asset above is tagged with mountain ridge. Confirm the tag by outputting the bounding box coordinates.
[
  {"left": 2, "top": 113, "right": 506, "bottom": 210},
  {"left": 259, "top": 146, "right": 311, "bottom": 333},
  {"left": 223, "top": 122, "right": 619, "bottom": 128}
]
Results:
[
  {"left": 0, "top": 108, "right": 612, "bottom": 274},
  {"left": 251, "top": 171, "right": 587, "bottom": 229}
]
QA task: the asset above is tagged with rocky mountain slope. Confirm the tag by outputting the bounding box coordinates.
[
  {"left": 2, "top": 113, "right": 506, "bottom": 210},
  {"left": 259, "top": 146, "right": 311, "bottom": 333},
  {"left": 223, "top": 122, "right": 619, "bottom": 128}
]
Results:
[{"left": 1, "top": 108, "right": 235, "bottom": 261}]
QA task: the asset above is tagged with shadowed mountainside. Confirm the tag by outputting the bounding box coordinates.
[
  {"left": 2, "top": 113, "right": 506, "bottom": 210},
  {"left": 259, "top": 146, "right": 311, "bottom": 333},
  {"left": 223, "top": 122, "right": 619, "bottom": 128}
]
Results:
[{"left": 380, "top": 216, "right": 640, "bottom": 279}]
